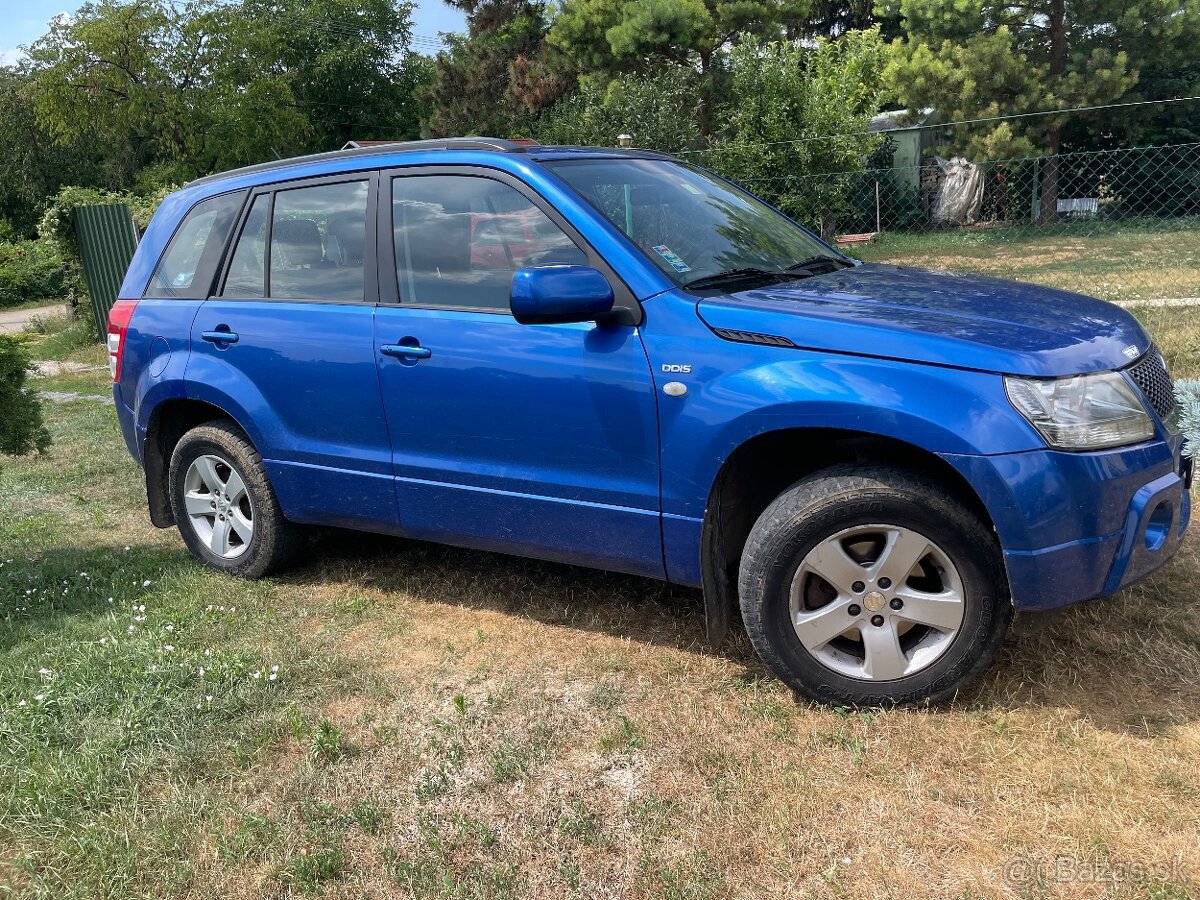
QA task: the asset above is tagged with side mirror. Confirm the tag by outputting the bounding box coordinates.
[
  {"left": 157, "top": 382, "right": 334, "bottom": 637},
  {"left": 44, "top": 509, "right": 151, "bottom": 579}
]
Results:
[{"left": 510, "top": 265, "right": 615, "bottom": 325}]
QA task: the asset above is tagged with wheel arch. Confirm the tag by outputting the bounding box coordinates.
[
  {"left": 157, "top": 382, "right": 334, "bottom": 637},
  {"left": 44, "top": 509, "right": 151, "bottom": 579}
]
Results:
[
  {"left": 142, "top": 397, "right": 251, "bottom": 527},
  {"left": 700, "top": 427, "right": 1000, "bottom": 646}
]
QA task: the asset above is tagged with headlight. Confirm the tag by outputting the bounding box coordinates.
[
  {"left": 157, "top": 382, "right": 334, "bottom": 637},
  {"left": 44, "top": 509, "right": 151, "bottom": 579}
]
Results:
[{"left": 1005, "top": 371, "right": 1154, "bottom": 450}]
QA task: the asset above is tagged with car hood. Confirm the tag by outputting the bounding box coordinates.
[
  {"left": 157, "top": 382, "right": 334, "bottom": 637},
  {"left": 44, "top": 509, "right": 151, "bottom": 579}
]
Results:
[{"left": 694, "top": 263, "right": 1150, "bottom": 377}]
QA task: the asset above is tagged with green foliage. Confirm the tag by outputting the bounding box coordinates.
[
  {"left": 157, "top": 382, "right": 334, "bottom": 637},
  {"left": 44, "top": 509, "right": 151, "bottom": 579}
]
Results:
[
  {"left": 1177, "top": 380, "right": 1200, "bottom": 460},
  {"left": 24, "top": 0, "right": 428, "bottom": 190},
  {"left": 0, "top": 69, "right": 102, "bottom": 238},
  {"left": 879, "top": 0, "right": 1195, "bottom": 158},
  {"left": 706, "top": 29, "right": 888, "bottom": 234},
  {"left": 0, "top": 240, "right": 72, "bottom": 309},
  {"left": 0, "top": 335, "right": 51, "bottom": 459},
  {"left": 534, "top": 68, "right": 704, "bottom": 152},
  {"left": 422, "top": 1, "right": 567, "bottom": 138}
]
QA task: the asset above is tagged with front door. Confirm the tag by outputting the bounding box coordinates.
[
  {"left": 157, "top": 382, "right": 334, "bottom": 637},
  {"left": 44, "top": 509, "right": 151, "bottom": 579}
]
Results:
[
  {"left": 373, "top": 170, "right": 663, "bottom": 577},
  {"left": 190, "top": 175, "right": 396, "bottom": 530}
]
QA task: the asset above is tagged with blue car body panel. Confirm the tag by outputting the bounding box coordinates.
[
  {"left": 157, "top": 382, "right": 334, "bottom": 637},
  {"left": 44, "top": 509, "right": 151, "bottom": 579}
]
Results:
[
  {"left": 111, "top": 143, "right": 1191, "bottom": 613},
  {"left": 373, "top": 305, "right": 663, "bottom": 578}
]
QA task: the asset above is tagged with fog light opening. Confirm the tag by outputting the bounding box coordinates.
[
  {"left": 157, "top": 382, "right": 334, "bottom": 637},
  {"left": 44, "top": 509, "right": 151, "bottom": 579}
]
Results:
[{"left": 1144, "top": 500, "right": 1173, "bottom": 552}]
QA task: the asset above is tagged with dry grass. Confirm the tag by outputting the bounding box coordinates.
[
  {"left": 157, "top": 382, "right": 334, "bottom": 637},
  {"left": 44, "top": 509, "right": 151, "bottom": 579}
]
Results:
[
  {"left": 854, "top": 225, "right": 1200, "bottom": 303},
  {"left": 2, "top": 323, "right": 1198, "bottom": 899}
]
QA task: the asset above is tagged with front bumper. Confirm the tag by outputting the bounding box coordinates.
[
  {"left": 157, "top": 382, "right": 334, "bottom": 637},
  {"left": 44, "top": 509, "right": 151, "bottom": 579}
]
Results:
[{"left": 944, "top": 438, "right": 1192, "bottom": 610}]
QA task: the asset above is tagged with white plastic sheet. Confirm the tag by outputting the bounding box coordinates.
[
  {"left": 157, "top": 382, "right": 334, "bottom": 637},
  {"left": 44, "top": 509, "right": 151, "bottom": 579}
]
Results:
[{"left": 931, "top": 156, "right": 984, "bottom": 226}]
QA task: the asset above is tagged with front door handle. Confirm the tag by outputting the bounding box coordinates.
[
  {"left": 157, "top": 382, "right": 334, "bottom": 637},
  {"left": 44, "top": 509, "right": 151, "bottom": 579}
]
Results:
[
  {"left": 202, "top": 329, "right": 239, "bottom": 345},
  {"left": 381, "top": 343, "right": 431, "bottom": 360}
]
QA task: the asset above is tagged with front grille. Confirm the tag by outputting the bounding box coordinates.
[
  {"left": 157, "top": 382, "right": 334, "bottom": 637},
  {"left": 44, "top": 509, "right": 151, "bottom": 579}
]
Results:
[{"left": 1126, "top": 346, "right": 1177, "bottom": 421}]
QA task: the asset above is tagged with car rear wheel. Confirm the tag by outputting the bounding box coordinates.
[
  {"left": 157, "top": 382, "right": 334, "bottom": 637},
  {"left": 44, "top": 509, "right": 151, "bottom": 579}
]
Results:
[
  {"left": 738, "top": 465, "right": 1011, "bottom": 706},
  {"left": 168, "top": 420, "right": 304, "bottom": 578}
]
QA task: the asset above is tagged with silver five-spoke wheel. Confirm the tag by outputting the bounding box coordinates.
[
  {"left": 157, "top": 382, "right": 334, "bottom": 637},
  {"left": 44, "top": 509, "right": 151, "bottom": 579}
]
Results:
[
  {"left": 182, "top": 453, "right": 254, "bottom": 559},
  {"left": 790, "top": 524, "right": 965, "bottom": 681}
]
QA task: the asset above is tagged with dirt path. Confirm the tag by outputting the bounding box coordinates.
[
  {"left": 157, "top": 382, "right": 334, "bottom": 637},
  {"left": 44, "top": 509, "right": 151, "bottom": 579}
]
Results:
[{"left": 0, "top": 303, "right": 70, "bottom": 335}]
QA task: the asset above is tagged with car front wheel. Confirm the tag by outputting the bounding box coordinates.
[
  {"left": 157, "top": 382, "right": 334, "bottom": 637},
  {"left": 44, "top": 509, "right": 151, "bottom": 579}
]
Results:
[{"left": 738, "top": 465, "right": 1011, "bottom": 706}]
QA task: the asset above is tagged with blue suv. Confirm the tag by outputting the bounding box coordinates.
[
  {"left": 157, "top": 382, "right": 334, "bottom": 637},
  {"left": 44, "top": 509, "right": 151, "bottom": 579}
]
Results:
[{"left": 111, "top": 138, "right": 1192, "bottom": 705}]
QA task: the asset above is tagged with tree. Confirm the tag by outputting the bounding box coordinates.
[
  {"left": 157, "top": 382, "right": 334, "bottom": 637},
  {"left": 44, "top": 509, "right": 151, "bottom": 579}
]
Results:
[
  {"left": 24, "top": 0, "right": 428, "bottom": 185},
  {"left": 547, "top": 0, "right": 811, "bottom": 134},
  {"left": 421, "top": 1, "right": 568, "bottom": 137},
  {"left": 534, "top": 67, "right": 703, "bottom": 151},
  {"left": 881, "top": 0, "right": 1195, "bottom": 222},
  {"left": 0, "top": 68, "right": 101, "bottom": 237},
  {"left": 0, "top": 335, "right": 50, "bottom": 460},
  {"left": 709, "top": 29, "right": 888, "bottom": 235}
]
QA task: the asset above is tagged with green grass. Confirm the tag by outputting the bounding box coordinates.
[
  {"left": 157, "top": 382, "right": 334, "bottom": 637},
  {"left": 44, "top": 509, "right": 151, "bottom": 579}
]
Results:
[
  {"left": 2, "top": 310, "right": 1199, "bottom": 899},
  {"left": 854, "top": 223, "right": 1200, "bottom": 302}
]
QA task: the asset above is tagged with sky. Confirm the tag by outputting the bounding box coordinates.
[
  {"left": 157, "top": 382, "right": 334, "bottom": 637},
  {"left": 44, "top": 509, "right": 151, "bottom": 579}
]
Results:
[{"left": 0, "top": 0, "right": 467, "bottom": 65}]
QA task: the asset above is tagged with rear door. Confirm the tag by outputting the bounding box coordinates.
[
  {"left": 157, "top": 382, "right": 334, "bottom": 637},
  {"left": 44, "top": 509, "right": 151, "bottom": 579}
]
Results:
[
  {"left": 373, "top": 167, "right": 663, "bottom": 578},
  {"left": 189, "top": 173, "right": 396, "bottom": 530}
]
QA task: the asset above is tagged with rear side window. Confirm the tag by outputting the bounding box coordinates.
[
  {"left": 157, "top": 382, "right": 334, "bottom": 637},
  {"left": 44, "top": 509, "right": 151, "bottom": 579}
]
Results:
[
  {"left": 146, "top": 191, "right": 244, "bottom": 298},
  {"left": 392, "top": 175, "right": 585, "bottom": 311},
  {"left": 220, "top": 180, "right": 370, "bottom": 302},
  {"left": 223, "top": 195, "right": 269, "bottom": 297}
]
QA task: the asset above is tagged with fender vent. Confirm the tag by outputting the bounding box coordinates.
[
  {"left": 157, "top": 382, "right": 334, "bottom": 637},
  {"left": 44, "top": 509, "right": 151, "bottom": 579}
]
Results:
[
  {"left": 1126, "top": 346, "right": 1177, "bottom": 422},
  {"left": 711, "top": 328, "right": 796, "bottom": 348}
]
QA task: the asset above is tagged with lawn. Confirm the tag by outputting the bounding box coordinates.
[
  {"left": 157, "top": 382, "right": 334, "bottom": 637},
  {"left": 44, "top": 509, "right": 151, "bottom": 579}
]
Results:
[
  {"left": 853, "top": 223, "right": 1200, "bottom": 303},
  {"left": 1, "top": 313, "right": 1198, "bottom": 900}
]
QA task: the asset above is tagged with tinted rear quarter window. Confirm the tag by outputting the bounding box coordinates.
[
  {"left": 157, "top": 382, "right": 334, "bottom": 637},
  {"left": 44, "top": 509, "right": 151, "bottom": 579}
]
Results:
[{"left": 146, "top": 191, "right": 245, "bottom": 298}]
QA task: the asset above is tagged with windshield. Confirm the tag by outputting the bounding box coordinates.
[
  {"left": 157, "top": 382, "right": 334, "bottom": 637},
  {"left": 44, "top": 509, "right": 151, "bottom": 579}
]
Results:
[{"left": 543, "top": 157, "right": 844, "bottom": 287}]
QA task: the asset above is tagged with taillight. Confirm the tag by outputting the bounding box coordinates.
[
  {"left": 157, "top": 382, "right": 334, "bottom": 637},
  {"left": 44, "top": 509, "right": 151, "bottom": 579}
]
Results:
[{"left": 107, "top": 299, "right": 138, "bottom": 382}]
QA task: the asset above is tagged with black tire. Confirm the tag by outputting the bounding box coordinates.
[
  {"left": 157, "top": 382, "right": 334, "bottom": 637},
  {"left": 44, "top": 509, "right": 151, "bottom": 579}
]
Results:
[
  {"left": 738, "top": 465, "right": 1011, "bottom": 707},
  {"left": 168, "top": 420, "right": 305, "bottom": 579}
]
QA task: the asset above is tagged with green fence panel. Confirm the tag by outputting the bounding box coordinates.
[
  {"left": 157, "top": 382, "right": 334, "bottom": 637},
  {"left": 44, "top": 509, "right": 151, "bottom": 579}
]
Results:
[{"left": 73, "top": 203, "right": 139, "bottom": 339}]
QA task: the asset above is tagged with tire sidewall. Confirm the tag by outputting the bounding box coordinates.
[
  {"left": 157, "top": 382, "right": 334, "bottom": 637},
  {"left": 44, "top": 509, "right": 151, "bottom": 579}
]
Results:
[
  {"left": 744, "top": 478, "right": 1008, "bottom": 705},
  {"left": 169, "top": 428, "right": 268, "bottom": 575}
]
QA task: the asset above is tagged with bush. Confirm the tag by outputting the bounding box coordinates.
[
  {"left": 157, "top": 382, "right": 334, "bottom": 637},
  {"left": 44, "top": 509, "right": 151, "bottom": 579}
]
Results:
[
  {"left": 0, "top": 239, "right": 75, "bottom": 309},
  {"left": 0, "top": 334, "right": 50, "bottom": 458}
]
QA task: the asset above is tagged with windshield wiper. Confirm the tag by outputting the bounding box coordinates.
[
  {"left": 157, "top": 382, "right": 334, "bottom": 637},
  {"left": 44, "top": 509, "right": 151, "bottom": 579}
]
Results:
[
  {"left": 787, "top": 255, "right": 853, "bottom": 272},
  {"left": 683, "top": 267, "right": 810, "bottom": 290}
]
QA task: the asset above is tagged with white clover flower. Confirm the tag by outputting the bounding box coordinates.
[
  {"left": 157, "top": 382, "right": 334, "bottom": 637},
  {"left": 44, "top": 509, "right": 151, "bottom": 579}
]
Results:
[
  {"left": 142, "top": 580, "right": 152, "bottom": 587},
  {"left": 34, "top": 694, "right": 44, "bottom": 702},
  {"left": 205, "top": 695, "right": 213, "bottom": 703},
  {"left": 163, "top": 644, "right": 175, "bottom": 652},
  {"left": 198, "top": 666, "right": 206, "bottom": 676},
  {"left": 271, "top": 665, "right": 279, "bottom": 673},
  {"left": 268, "top": 673, "right": 277, "bottom": 682},
  {"left": 164, "top": 624, "right": 174, "bottom": 632},
  {"left": 38, "top": 668, "right": 52, "bottom": 677},
  {"left": 99, "top": 637, "right": 108, "bottom": 645},
  {"left": 18, "top": 699, "right": 27, "bottom": 707}
]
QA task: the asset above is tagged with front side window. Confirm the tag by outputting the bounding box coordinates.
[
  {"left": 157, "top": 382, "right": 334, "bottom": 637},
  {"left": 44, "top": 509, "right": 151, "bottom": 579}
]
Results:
[
  {"left": 147, "top": 191, "right": 244, "bottom": 298},
  {"left": 544, "top": 158, "right": 842, "bottom": 286},
  {"left": 392, "top": 175, "right": 585, "bottom": 311}
]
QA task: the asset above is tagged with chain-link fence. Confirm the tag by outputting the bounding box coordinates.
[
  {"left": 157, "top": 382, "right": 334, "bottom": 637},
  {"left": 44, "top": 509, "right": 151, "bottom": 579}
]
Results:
[{"left": 730, "top": 142, "right": 1200, "bottom": 303}]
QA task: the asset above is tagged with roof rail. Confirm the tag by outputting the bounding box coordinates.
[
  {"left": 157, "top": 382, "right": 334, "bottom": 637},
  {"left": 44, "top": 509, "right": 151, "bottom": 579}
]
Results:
[{"left": 188, "top": 137, "right": 532, "bottom": 187}]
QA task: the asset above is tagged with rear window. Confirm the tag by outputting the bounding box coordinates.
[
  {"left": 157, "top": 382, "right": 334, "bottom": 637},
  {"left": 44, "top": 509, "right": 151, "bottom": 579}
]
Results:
[{"left": 146, "top": 191, "right": 245, "bottom": 298}]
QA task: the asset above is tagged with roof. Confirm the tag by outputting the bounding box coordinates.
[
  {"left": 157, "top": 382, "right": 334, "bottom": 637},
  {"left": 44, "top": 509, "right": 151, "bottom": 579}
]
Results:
[{"left": 187, "top": 137, "right": 676, "bottom": 189}]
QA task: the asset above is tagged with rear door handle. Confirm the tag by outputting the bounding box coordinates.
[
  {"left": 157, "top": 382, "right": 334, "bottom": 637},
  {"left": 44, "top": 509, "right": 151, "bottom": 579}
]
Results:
[
  {"left": 380, "top": 343, "right": 431, "bottom": 360},
  {"left": 202, "top": 330, "right": 239, "bottom": 345}
]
